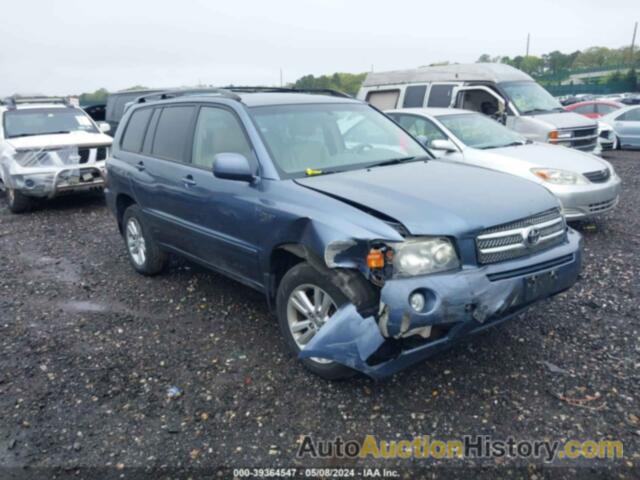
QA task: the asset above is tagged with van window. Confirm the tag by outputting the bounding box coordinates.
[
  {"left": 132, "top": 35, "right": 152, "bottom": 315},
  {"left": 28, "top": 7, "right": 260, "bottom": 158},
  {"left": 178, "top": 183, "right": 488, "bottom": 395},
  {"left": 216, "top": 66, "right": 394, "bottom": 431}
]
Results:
[
  {"left": 427, "top": 84, "right": 456, "bottom": 107},
  {"left": 366, "top": 90, "right": 400, "bottom": 110},
  {"left": 192, "top": 107, "right": 255, "bottom": 169},
  {"left": 121, "top": 108, "right": 153, "bottom": 153},
  {"left": 402, "top": 85, "right": 427, "bottom": 108},
  {"left": 151, "top": 106, "right": 196, "bottom": 162}
]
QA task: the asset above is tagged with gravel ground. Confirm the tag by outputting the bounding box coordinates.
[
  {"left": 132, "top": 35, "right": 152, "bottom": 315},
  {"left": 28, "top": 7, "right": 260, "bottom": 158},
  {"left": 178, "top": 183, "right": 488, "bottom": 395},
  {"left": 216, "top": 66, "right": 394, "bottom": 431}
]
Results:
[{"left": 0, "top": 150, "right": 638, "bottom": 479}]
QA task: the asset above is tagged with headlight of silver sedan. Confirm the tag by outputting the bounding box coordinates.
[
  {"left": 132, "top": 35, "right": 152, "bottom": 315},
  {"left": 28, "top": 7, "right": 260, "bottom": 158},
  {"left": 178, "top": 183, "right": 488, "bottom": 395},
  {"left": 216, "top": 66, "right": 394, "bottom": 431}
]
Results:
[
  {"left": 531, "top": 168, "right": 589, "bottom": 185},
  {"left": 391, "top": 237, "right": 459, "bottom": 277}
]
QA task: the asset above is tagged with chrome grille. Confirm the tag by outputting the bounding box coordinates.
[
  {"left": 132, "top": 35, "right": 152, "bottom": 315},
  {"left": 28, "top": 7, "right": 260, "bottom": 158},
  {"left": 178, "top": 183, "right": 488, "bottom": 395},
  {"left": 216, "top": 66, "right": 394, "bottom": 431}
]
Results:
[
  {"left": 572, "top": 127, "right": 597, "bottom": 138},
  {"left": 583, "top": 168, "right": 610, "bottom": 183},
  {"left": 556, "top": 127, "right": 598, "bottom": 151},
  {"left": 476, "top": 209, "right": 566, "bottom": 265}
]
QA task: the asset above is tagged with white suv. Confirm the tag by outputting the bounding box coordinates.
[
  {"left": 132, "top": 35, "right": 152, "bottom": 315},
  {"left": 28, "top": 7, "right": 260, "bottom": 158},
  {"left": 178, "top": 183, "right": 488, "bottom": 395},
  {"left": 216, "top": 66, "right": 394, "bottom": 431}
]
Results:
[{"left": 0, "top": 97, "right": 113, "bottom": 213}]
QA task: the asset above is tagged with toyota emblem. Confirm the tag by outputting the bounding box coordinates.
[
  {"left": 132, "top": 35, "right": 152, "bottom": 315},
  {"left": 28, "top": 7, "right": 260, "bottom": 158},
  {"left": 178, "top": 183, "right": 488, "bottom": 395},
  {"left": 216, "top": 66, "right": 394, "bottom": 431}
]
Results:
[{"left": 526, "top": 227, "right": 541, "bottom": 246}]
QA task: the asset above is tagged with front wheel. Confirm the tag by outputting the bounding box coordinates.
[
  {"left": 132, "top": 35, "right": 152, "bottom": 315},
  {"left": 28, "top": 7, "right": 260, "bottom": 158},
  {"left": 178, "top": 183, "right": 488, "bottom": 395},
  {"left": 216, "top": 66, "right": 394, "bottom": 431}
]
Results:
[
  {"left": 276, "top": 262, "right": 355, "bottom": 380},
  {"left": 6, "top": 188, "right": 34, "bottom": 214}
]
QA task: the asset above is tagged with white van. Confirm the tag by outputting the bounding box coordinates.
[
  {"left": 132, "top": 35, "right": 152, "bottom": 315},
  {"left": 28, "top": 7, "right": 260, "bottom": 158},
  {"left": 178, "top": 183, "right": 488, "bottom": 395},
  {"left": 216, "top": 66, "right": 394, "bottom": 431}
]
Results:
[{"left": 358, "top": 63, "right": 599, "bottom": 152}]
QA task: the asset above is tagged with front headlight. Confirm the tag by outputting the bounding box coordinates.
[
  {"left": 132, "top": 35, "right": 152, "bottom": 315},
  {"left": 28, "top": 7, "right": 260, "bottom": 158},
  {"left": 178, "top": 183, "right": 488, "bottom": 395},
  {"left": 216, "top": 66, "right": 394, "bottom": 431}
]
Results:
[
  {"left": 391, "top": 237, "right": 459, "bottom": 277},
  {"left": 531, "top": 168, "right": 589, "bottom": 185}
]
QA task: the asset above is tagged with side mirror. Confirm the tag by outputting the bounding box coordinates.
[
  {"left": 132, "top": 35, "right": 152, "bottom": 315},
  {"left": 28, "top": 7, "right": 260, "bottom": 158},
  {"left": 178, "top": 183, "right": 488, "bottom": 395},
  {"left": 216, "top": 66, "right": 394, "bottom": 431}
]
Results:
[
  {"left": 429, "top": 139, "right": 458, "bottom": 153},
  {"left": 213, "top": 153, "right": 257, "bottom": 182},
  {"left": 98, "top": 122, "right": 111, "bottom": 133}
]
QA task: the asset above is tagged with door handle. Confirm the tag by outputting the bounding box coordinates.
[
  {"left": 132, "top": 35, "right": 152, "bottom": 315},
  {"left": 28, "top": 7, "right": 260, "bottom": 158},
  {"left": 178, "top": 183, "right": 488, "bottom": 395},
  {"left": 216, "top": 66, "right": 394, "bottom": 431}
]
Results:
[
  {"left": 182, "top": 175, "right": 197, "bottom": 187},
  {"left": 136, "top": 161, "right": 145, "bottom": 172}
]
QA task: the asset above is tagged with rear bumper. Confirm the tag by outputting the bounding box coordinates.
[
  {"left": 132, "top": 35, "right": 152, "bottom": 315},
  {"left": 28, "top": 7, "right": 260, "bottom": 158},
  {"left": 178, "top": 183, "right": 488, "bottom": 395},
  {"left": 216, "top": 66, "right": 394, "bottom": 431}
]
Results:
[{"left": 301, "top": 229, "right": 583, "bottom": 379}]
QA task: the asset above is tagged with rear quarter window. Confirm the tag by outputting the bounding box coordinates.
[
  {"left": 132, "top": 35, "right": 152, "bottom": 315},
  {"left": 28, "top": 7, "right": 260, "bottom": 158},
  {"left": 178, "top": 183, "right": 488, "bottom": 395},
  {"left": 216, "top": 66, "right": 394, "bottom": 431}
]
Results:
[{"left": 120, "top": 108, "right": 153, "bottom": 153}]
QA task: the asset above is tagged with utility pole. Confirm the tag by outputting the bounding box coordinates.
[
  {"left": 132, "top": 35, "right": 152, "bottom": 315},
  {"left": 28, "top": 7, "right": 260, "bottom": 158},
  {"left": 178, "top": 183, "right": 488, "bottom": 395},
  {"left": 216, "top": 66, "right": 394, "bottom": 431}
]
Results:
[
  {"left": 631, "top": 21, "right": 638, "bottom": 64},
  {"left": 279, "top": 68, "right": 283, "bottom": 87},
  {"left": 526, "top": 33, "right": 530, "bottom": 57}
]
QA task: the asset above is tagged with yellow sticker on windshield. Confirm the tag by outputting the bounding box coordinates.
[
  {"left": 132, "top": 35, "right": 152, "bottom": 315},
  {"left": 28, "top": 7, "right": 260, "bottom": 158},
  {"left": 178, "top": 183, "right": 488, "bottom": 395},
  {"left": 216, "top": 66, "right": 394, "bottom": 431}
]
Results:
[{"left": 305, "top": 168, "right": 323, "bottom": 176}]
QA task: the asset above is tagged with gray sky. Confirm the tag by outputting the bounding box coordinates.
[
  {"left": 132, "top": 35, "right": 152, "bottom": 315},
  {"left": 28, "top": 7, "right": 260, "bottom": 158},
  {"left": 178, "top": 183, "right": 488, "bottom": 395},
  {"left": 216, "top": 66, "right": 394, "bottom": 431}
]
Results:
[{"left": 1, "top": 0, "right": 638, "bottom": 96}]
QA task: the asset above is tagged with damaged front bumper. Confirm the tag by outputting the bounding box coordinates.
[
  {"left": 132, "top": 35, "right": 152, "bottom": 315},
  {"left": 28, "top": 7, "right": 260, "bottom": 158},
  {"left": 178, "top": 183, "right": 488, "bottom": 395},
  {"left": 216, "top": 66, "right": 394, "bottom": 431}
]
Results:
[
  {"left": 301, "top": 229, "right": 582, "bottom": 379},
  {"left": 0, "top": 145, "right": 107, "bottom": 198},
  {"left": 5, "top": 164, "right": 106, "bottom": 198}
]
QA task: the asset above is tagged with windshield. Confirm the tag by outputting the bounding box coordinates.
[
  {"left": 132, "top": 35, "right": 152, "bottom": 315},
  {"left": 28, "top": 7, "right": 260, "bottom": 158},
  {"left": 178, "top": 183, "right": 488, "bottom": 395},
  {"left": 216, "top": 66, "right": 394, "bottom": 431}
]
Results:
[
  {"left": 437, "top": 113, "right": 526, "bottom": 150},
  {"left": 4, "top": 108, "right": 98, "bottom": 138},
  {"left": 250, "top": 103, "right": 428, "bottom": 177},
  {"left": 500, "top": 81, "right": 563, "bottom": 115}
]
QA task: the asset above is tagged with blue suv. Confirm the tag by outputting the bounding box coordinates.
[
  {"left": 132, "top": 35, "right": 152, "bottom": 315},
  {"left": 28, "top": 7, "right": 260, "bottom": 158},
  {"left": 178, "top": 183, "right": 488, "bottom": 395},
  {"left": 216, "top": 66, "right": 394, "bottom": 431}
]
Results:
[{"left": 105, "top": 88, "right": 582, "bottom": 380}]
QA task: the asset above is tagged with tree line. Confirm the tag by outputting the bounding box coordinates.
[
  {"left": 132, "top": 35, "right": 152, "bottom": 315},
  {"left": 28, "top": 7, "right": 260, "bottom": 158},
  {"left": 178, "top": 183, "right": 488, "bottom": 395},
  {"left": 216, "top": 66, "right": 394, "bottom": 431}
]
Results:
[
  {"left": 477, "top": 45, "right": 639, "bottom": 78},
  {"left": 77, "top": 45, "right": 639, "bottom": 103}
]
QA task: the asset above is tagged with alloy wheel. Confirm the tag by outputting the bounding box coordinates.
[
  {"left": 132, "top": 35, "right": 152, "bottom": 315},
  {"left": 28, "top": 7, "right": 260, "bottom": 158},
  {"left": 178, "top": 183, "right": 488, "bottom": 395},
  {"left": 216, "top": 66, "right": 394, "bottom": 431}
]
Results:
[
  {"left": 126, "top": 217, "right": 147, "bottom": 267},
  {"left": 286, "top": 283, "right": 338, "bottom": 364}
]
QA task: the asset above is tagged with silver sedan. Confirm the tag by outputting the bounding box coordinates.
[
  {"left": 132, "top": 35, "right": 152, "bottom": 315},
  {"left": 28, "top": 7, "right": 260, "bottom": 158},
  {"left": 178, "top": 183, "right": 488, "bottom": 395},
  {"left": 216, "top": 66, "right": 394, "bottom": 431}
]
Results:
[
  {"left": 387, "top": 108, "right": 621, "bottom": 221},
  {"left": 600, "top": 105, "right": 640, "bottom": 150}
]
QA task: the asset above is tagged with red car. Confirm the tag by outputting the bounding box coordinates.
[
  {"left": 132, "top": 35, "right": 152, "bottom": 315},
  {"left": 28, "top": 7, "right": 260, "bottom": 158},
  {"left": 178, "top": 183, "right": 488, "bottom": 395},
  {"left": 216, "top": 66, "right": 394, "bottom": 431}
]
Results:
[{"left": 564, "top": 100, "right": 624, "bottom": 119}]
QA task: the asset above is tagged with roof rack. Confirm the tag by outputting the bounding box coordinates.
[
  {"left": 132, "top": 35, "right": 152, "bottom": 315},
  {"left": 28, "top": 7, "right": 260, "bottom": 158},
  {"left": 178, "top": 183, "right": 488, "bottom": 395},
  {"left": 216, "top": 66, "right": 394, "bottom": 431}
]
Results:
[
  {"left": 132, "top": 86, "right": 352, "bottom": 106},
  {"left": 1, "top": 96, "right": 73, "bottom": 110},
  {"left": 224, "top": 86, "right": 352, "bottom": 98},
  {"left": 136, "top": 88, "right": 241, "bottom": 104}
]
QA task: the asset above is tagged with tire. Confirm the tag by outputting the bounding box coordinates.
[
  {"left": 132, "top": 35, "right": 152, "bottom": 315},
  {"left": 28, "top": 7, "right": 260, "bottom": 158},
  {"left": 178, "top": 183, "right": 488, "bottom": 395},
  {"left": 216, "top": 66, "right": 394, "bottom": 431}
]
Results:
[
  {"left": 6, "top": 188, "right": 34, "bottom": 214},
  {"left": 122, "top": 204, "right": 168, "bottom": 275},
  {"left": 276, "top": 262, "right": 356, "bottom": 380}
]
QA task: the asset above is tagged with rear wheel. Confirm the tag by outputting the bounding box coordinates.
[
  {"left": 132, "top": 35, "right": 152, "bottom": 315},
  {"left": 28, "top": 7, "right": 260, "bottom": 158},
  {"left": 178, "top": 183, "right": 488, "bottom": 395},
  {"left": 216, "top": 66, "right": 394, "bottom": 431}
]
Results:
[
  {"left": 122, "top": 204, "right": 168, "bottom": 275},
  {"left": 6, "top": 188, "right": 34, "bottom": 214},
  {"left": 276, "top": 262, "right": 356, "bottom": 380}
]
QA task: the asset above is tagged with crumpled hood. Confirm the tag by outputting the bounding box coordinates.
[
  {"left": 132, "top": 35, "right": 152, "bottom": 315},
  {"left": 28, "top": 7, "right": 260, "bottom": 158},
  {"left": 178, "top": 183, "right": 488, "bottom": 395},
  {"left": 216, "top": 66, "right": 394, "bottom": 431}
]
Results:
[
  {"left": 529, "top": 111, "right": 596, "bottom": 130},
  {"left": 6, "top": 131, "right": 112, "bottom": 151},
  {"left": 471, "top": 142, "right": 609, "bottom": 175},
  {"left": 295, "top": 160, "right": 559, "bottom": 236}
]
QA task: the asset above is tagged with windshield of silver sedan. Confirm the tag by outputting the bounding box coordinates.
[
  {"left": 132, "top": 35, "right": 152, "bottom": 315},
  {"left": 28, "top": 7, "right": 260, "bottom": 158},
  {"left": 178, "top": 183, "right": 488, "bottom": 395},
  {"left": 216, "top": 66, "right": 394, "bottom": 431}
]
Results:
[
  {"left": 250, "top": 103, "right": 428, "bottom": 177},
  {"left": 437, "top": 113, "right": 527, "bottom": 150},
  {"left": 4, "top": 108, "right": 99, "bottom": 139}
]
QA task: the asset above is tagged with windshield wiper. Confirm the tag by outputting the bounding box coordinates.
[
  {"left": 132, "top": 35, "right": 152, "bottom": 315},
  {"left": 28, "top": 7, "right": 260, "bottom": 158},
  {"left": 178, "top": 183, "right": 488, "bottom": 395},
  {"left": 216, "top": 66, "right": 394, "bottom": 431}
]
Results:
[
  {"left": 10, "top": 130, "right": 72, "bottom": 138},
  {"left": 8, "top": 132, "right": 44, "bottom": 138},
  {"left": 521, "top": 107, "right": 564, "bottom": 115},
  {"left": 367, "top": 155, "right": 430, "bottom": 168}
]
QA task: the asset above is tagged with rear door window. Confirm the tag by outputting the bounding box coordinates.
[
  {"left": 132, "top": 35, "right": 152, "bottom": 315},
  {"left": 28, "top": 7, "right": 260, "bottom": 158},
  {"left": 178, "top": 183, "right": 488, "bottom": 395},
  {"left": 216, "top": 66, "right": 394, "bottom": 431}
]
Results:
[
  {"left": 427, "top": 84, "right": 456, "bottom": 107},
  {"left": 151, "top": 106, "right": 196, "bottom": 162},
  {"left": 120, "top": 108, "right": 153, "bottom": 153},
  {"left": 623, "top": 107, "right": 640, "bottom": 121},
  {"left": 402, "top": 85, "right": 427, "bottom": 108},
  {"left": 366, "top": 90, "right": 400, "bottom": 110}
]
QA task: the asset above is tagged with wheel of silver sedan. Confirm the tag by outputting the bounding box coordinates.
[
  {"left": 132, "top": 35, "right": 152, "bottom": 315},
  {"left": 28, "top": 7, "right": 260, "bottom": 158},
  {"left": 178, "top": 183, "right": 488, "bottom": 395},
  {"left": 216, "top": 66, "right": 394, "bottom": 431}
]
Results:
[
  {"left": 286, "top": 283, "right": 338, "bottom": 364},
  {"left": 126, "top": 217, "right": 147, "bottom": 267}
]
